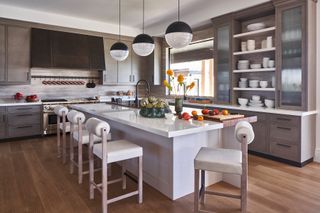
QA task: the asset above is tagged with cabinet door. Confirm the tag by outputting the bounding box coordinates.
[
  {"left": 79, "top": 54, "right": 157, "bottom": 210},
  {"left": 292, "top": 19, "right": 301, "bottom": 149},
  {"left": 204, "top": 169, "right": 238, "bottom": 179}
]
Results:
[
  {"left": 118, "top": 40, "right": 132, "bottom": 83},
  {"left": 277, "top": 4, "right": 305, "bottom": 110},
  {"left": 215, "top": 24, "right": 231, "bottom": 104},
  {"left": 7, "top": 26, "right": 30, "bottom": 83},
  {"left": 51, "top": 31, "right": 90, "bottom": 69},
  {"left": 88, "top": 36, "right": 105, "bottom": 70},
  {"left": 249, "top": 122, "right": 268, "bottom": 153},
  {"left": 132, "top": 51, "right": 143, "bottom": 83},
  {"left": 31, "top": 28, "right": 52, "bottom": 68},
  {"left": 103, "top": 38, "right": 118, "bottom": 84},
  {"left": 0, "top": 25, "right": 5, "bottom": 82}
]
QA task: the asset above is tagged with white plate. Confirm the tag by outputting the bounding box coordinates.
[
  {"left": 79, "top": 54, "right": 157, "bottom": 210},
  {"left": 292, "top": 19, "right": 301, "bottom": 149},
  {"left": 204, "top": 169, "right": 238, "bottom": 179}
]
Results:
[
  {"left": 250, "top": 100, "right": 262, "bottom": 104},
  {"left": 249, "top": 103, "right": 264, "bottom": 107},
  {"left": 247, "top": 23, "right": 266, "bottom": 31}
]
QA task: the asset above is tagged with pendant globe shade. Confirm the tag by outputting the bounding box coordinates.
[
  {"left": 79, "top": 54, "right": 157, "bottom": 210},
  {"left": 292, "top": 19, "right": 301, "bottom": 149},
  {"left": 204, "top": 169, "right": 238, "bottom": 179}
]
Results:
[
  {"left": 110, "top": 42, "right": 129, "bottom": 61},
  {"left": 165, "top": 21, "right": 193, "bottom": 48},
  {"left": 133, "top": 34, "right": 155, "bottom": 56}
]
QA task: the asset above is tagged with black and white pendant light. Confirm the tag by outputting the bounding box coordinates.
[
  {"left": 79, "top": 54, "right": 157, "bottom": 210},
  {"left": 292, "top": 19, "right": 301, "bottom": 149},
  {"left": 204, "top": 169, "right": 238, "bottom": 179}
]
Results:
[
  {"left": 110, "top": 0, "right": 129, "bottom": 61},
  {"left": 165, "top": 0, "right": 193, "bottom": 49},
  {"left": 132, "top": 0, "right": 154, "bottom": 56}
]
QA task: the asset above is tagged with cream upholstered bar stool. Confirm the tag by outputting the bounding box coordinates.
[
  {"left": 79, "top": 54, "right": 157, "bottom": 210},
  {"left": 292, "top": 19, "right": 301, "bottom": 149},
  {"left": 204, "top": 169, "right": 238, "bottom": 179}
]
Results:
[
  {"left": 68, "top": 110, "right": 111, "bottom": 184},
  {"left": 54, "top": 106, "right": 69, "bottom": 163},
  {"left": 86, "top": 118, "right": 143, "bottom": 213},
  {"left": 194, "top": 121, "right": 255, "bottom": 213}
]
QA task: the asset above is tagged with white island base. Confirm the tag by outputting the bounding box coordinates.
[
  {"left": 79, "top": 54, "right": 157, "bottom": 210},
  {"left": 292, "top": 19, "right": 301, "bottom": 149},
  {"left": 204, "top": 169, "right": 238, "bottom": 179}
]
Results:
[{"left": 103, "top": 118, "right": 241, "bottom": 200}]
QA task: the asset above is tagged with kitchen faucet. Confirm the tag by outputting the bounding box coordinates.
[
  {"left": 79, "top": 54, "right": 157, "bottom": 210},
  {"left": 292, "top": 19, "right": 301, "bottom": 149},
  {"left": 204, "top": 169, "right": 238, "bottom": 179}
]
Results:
[{"left": 135, "top": 79, "right": 151, "bottom": 108}]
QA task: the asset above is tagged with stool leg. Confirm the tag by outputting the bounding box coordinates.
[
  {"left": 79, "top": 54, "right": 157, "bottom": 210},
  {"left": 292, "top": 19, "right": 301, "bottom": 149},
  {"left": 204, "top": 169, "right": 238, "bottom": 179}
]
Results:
[
  {"left": 138, "top": 156, "right": 143, "bottom": 204},
  {"left": 78, "top": 142, "right": 83, "bottom": 184},
  {"left": 241, "top": 173, "right": 247, "bottom": 213},
  {"left": 122, "top": 161, "right": 127, "bottom": 190},
  {"left": 102, "top": 158, "right": 108, "bottom": 213},
  {"left": 70, "top": 130, "right": 74, "bottom": 174},
  {"left": 89, "top": 144, "right": 95, "bottom": 200},
  {"left": 200, "top": 170, "right": 205, "bottom": 204},
  {"left": 194, "top": 169, "right": 200, "bottom": 213},
  {"left": 57, "top": 122, "right": 61, "bottom": 158},
  {"left": 62, "top": 126, "right": 66, "bottom": 164}
]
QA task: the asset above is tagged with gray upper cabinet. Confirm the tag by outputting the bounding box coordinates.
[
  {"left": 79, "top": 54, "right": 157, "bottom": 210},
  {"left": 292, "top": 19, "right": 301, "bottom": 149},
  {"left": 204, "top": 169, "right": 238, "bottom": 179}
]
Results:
[
  {"left": 0, "top": 25, "right": 30, "bottom": 85},
  {"left": 103, "top": 38, "right": 118, "bottom": 84},
  {"left": 0, "top": 25, "right": 5, "bottom": 82},
  {"left": 214, "top": 23, "right": 232, "bottom": 104},
  {"left": 7, "top": 26, "right": 30, "bottom": 83},
  {"left": 118, "top": 40, "right": 132, "bottom": 83}
]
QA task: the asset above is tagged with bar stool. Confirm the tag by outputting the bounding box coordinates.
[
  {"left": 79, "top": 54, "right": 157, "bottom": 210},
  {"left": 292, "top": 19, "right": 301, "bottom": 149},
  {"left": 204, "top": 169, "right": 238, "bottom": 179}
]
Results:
[
  {"left": 54, "top": 106, "right": 69, "bottom": 163},
  {"left": 194, "top": 121, "right": 255, "bottom": 213},
  {"left": 68, "top": 110, "right": 109, "bottom": 184},
  {"left": 87, "top": 118, "right": 143, "bottom": 213}
]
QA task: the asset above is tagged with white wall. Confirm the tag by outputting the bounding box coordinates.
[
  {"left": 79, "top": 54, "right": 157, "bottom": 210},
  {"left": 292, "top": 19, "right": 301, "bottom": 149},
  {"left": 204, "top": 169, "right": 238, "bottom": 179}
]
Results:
[{"left": 315, "top": 3, "right": 320, "bottom": 162}]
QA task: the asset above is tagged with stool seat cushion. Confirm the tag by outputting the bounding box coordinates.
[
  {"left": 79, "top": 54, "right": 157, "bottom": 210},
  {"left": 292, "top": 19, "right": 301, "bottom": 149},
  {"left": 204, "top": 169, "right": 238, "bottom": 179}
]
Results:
[
  {"left": 93, "top": 140, "right": 143, "bottom": 163},
  {"left": 194, "top": 147, "right": 242, "bottom": 175},
  {"left": 73, "top": 130, "right": 102, "bottom": 144}
]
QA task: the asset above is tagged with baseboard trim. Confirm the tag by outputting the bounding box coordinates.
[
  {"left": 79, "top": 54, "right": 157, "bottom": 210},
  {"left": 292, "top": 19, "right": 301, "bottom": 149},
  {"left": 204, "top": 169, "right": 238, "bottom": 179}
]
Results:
[{"left": 315, "top": 149, "right": 320, "bottom": 163}]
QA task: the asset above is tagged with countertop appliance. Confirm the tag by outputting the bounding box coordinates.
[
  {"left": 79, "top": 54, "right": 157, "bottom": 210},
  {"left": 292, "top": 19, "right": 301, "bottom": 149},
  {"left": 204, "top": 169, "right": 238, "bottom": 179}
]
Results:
[{"left": 42, "top": 98, "right": 100, "bottom": 135}]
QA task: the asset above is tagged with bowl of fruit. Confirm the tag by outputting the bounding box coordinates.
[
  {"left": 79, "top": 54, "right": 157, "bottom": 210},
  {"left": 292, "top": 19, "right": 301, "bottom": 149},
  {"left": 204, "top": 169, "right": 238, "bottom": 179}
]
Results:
[
  {"left": 139, "top": 96, "right": 171, "bottom": 118},
  {"left": 177, "top": 111, "right": 204, "bottom": 121},
  {"left": 25, "top": 94, "right": 39, "bottom": 102}
]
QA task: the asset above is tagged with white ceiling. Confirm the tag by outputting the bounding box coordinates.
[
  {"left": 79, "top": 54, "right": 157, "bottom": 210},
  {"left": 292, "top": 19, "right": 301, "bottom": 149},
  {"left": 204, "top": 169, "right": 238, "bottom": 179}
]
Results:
[{"left": 0, "top": 0, "right": 269, "bottom": 36}]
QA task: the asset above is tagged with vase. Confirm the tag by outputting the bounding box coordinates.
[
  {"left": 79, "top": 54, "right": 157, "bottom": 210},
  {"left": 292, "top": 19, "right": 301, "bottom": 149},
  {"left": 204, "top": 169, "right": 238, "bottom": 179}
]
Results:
[{"left": 175, "top": 97, "right": 183, "bottom": 115}]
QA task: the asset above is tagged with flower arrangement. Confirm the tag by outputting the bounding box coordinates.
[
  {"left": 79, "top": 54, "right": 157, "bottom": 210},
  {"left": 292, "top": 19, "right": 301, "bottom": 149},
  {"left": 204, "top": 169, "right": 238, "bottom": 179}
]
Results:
[
  {"left": 163, "top": 69, "right": 195, "bottom": 97},
  {"left": 139, "top": 96, "right": 170, "bottom": 118}
]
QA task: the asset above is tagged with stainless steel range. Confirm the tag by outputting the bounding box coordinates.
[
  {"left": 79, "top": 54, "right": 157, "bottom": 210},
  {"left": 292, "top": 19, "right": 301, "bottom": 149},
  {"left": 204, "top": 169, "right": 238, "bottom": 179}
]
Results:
[{"left": 42, "top": 98, "right": 100, "bottom": 135}]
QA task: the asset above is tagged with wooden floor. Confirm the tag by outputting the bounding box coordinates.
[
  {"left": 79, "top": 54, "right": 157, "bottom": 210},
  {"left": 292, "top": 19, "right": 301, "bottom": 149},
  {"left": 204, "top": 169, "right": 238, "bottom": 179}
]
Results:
[{"left": 0, "top": 136, "right": 320, "bottom": 213}]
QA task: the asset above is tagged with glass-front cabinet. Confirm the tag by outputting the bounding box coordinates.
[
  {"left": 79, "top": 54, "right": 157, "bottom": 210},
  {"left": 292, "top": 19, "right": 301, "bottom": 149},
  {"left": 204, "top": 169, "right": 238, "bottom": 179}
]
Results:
[
  {"left": 215, "top": 24, "right": 231, "bottom": 104},
  {"left": 276, "top": 2, "right": 306, "bottom": 110}
]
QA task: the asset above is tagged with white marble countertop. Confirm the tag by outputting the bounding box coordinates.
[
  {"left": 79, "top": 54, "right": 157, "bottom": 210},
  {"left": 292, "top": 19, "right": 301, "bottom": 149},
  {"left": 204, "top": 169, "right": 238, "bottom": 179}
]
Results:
[
  {"left": 169, "top": 100, "right": 317, "bottom": 117},
  {"left": 0, "top": 98, "right": 42, "bottom": 106},
  {"left": 71, "top": 103, "right": 224, "bottom": 138}
]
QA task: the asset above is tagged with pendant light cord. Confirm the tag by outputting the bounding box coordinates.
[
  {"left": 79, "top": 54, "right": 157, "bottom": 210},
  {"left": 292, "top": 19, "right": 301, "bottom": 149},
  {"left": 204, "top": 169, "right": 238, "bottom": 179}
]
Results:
[
  {"left": 178, "top": 0, "right": 180, "bottom": 21},
  {"left": 142, "top": 0, "right": 145, "bottom": 34},
  {"left": 118, "top": 0, "right": 121, "bottom": 41}
]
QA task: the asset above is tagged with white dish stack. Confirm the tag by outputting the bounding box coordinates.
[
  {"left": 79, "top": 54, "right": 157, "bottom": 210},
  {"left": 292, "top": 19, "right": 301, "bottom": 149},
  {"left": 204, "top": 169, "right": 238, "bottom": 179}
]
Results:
[
  {"left": 248, "top": 95, "right": 264, "bottom": 107},
  {"left": 238, "top": 60, "right": 249, "bottom": 70},
  {"left": 239, "top": 78, "right": 248, "bottom": 88}
]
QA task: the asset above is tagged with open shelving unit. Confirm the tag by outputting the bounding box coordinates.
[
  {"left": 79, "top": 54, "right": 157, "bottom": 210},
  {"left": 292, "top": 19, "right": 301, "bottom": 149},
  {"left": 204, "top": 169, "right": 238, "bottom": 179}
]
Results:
[{"left": 232, "top": 12, "right": 277, "bottom": 107}]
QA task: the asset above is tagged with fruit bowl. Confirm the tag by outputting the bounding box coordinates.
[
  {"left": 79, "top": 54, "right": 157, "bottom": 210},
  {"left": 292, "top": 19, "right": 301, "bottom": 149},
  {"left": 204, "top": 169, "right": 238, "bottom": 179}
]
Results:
[{"left": 139, "top": 108, "right": 166, "bottom": 118}]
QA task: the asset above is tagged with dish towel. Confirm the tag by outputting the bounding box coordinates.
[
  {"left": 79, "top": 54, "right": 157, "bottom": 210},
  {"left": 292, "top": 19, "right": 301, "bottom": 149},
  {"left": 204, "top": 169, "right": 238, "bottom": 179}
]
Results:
[
  {"left": 85, "top": 118, "right": 110, "bottom": 137},
  {"left": 67, "top": 110, "right": 86, "bottom": 124},
  {"left": 54, "top": 106, "right": 69, "bottom": 117},
  {"left": 235, "top": 121, "right": 255, "bottom": 144}
]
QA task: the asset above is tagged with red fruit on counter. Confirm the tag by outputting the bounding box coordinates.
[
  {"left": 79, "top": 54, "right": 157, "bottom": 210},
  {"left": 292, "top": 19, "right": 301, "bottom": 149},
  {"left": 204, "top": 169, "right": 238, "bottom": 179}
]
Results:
[
  {"left": 213, "top": 109, "right": 220, "bottom": 115},
  {"left": 202, "top": 109, "right": 209, "bottom": 115},
  {"left": 14, "top": 92, "right": 24, "bottom": 100},
  {"left": 182, "top": 112, "right": 189, "bottom": 117},
  {"left": 209, "top": 110, "right": 214, "bottom": 116},
  {"left": 183, "top": 114, "right": 191, "bottom": 120}
]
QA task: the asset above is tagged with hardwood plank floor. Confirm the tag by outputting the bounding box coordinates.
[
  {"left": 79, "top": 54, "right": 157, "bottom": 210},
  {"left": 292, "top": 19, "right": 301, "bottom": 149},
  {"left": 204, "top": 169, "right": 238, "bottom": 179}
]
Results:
[{"left": 0, "top": 136, "right": 320, "bottom": 213}]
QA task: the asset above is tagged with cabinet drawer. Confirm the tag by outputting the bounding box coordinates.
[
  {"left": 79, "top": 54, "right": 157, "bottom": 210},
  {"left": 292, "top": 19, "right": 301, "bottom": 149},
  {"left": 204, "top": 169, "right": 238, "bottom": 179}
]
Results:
[
  {"left": 269, "top": 114, "right": 300, "bottom": 126},
  {"left": 7, "top": 124, "right": 41, "bottom": 137},
  {"left": 7, "top": 105, "right": 41, "bottom": 114},
  {"left": 270, "top": 124, "right": 299, "bottom": 143},
  {"left": 0, "top": 112, "right": 5, "bottom": 124},
  {"left": 7, "top": 113, "right": 41, "bottom": 125},
  {"left": 0, "top": 124, "right": 6, "bottom": 138},
  {"left": 270, "top": 140, "right": 299, "bottom": 162}
]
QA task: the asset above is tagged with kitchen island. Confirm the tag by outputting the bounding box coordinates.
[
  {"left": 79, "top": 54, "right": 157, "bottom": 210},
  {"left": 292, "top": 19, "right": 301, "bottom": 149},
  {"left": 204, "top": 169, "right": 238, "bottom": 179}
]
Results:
[{"left": 71, "top": 103, "right": 256, "bottom": 200}]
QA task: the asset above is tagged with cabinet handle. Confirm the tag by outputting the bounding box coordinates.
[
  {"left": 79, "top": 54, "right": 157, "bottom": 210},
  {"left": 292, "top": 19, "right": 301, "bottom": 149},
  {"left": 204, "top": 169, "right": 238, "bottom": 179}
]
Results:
[
  {"left": 132, "top": 75, "right": 135, "bottom": 82},
  {"left": 276, "top": 117, "right": 291, "bottom": 122},
  {"left": 276, "top": 143, "right": 291, "bottom": 148},
  {"left": 17, "top": 125, "right": 32, "bottom": 129},
  {"left": 277, "top": 126, "right": 291, "bottom": 131},
  {"left": 16, "top": 114, "right": 34, "bottom": 117}
]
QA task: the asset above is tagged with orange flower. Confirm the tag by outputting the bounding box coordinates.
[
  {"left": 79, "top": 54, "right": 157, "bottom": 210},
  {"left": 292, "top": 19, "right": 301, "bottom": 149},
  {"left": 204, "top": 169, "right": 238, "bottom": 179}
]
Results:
[
  {"left": 177, "top": 74, "right": 184, "bottom": 83},
  {"left": 163, "top": 79, "right": 172, "bottom": 91},
  {"left": 186, "top": 82, "right": 195, "bottom": 90},
  {"left": 166, "top": 69, "right": 174, "bottom": 76}
]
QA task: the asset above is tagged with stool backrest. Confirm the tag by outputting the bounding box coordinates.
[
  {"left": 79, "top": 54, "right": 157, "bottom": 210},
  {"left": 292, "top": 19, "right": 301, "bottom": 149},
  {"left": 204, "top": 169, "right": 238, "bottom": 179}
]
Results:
[
  {"left": 54, "top": 106, "right": 68, "bottom": 117},
  {"left": 67, "top": 110, "right": 86, "bottom": 124},
  {"left": 235, "top": 121, "right": 255, "bottom": 144}
]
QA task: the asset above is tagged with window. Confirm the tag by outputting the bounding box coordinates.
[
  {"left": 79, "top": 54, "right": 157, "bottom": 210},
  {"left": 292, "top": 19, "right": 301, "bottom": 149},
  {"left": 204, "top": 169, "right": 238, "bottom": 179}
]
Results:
[{"left": 168, "top": 40, "right": 214, "bottom": 97}]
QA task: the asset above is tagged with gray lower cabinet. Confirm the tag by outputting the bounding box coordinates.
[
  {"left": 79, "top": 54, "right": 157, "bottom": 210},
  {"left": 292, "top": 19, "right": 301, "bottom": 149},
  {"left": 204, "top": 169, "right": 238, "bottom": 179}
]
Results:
[
  {"left": 0, "top": 25, "right": 5, "bottom": 82},
  {"left": 0, "top": 105, "right": 42, "bottom": 139}
]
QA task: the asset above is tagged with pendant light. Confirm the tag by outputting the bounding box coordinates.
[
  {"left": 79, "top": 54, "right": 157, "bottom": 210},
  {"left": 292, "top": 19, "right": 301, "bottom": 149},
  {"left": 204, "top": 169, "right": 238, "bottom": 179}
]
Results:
[
  {"left": 165, "top": 0, "right": 193, "bottom": 49},
  {"left": 110, "top": 0, "right": 129, "bottom": 61},
  {"left": 132, "top": 0, "right": 155, "bottom": 56}
]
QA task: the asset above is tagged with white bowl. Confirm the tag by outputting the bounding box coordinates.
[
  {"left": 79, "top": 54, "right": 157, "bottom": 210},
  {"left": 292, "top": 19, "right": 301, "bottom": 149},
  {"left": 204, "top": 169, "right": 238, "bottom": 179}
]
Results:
[
  {"left": 165, "top": 113, "right": 174, "bottom": 119},
  {"left": 240, "top": 78, "right": 247, "bottom": 82},
  {"left": 259, "top": 81, "right": 268, "bottom": 88},
  {"left": 265, "top": 99, "right": 275, "bottom": 108},
  {"left": 247, "top": 23, "right": 266, "bottom": 31},
  {"left": 238, "top": 98, "right": 248, "bottom": 106},
  {"left": 252, "top": 95, "right": 260, "bottom": 101},
  {"left": 250, "top": 64, "right": 262, "bottom": 69}
]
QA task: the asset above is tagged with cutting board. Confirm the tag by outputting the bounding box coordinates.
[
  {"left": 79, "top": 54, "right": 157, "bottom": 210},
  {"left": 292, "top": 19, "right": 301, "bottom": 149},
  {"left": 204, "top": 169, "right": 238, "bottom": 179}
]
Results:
[{"left": 203, "top": 114, "right": 245, "bottom": 122}]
